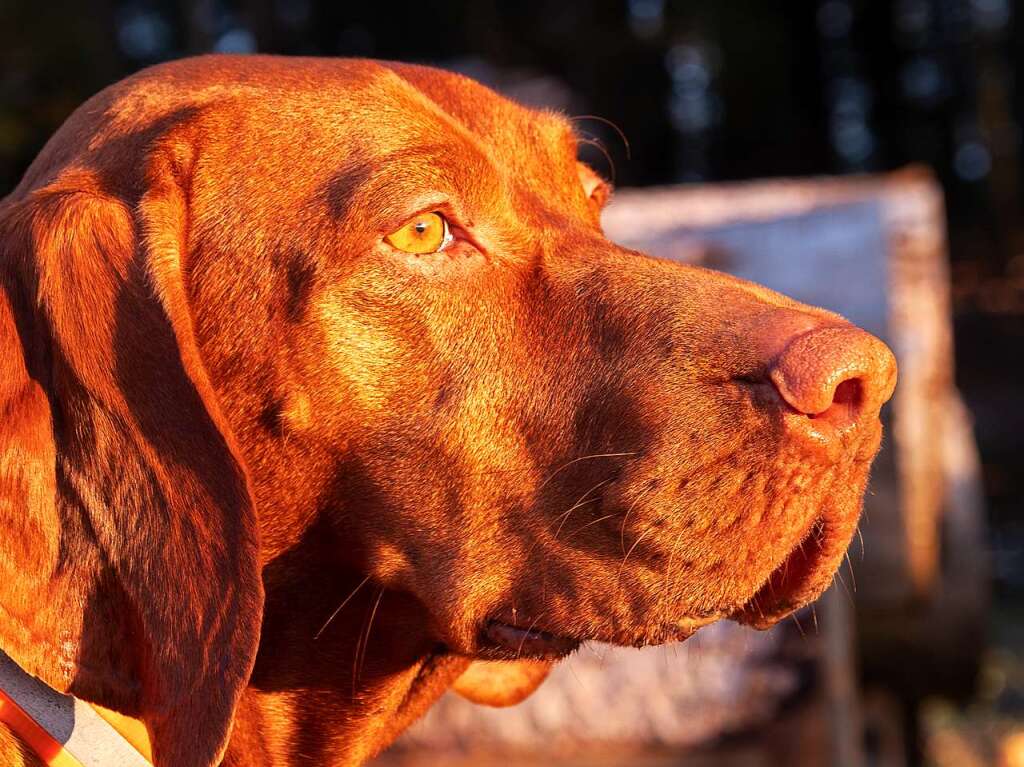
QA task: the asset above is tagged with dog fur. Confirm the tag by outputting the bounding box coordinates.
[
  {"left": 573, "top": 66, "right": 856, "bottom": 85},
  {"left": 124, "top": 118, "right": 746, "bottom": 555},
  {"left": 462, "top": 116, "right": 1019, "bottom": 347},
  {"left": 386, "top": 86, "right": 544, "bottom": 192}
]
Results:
[{"left": 0, "top": 55, "right": 895, "bottom": 766}]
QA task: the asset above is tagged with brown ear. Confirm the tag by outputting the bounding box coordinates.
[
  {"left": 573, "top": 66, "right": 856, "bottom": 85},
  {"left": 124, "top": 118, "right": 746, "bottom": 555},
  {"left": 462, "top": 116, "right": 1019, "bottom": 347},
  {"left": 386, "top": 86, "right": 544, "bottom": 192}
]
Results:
[{"left": 0, "top": 153, "right": 263, "bottom": 767}]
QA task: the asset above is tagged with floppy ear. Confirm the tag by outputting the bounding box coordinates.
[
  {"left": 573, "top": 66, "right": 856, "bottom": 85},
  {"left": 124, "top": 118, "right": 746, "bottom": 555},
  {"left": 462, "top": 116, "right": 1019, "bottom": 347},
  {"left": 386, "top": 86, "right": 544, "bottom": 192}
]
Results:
[{"left": 0, "top": 148, "right": 263, "bottom": 767}]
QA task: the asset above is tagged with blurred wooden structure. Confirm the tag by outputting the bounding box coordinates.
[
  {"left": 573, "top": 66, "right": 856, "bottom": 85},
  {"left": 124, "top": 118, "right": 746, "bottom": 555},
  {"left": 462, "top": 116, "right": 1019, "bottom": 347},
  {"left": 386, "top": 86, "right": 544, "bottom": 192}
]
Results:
[{"left": 373, "top": 168, "right": 987, "bottom": 767}]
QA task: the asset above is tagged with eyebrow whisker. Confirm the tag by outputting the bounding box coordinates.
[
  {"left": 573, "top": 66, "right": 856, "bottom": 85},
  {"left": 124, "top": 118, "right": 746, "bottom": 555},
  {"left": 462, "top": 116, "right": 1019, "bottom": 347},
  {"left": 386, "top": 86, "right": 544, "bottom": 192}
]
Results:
[
  {"left": 577, "top": 135, "right": 617, "bottom": 184},
  {"left": 571, "top": 114, "right": 632, "bottom": 160}
]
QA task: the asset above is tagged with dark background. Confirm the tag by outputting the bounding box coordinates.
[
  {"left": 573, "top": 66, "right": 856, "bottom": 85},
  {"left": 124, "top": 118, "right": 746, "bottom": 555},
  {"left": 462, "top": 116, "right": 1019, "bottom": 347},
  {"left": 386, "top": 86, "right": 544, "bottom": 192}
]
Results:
[{"left": 2, "top": 0, "right": 1021, "bottom": 753}]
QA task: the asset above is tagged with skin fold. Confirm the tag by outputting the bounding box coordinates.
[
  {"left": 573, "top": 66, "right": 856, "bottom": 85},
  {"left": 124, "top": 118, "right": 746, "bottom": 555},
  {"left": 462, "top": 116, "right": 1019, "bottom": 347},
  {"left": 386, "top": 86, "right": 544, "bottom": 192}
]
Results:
[{"left": 0, "top": 55, "right": 896, "bottom": 766}]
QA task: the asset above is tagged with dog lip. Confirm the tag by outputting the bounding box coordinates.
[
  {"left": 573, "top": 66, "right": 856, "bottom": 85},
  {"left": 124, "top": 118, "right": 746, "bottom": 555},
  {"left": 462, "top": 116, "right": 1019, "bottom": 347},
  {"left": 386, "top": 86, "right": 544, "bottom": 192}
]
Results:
[
  {"left": 675, "top": 612, "right": 725, "bottom": 633},
  {"left": 732, "top": 515, "right": 829, "bottom": 629},
  {"left": 480, "top": 615, "right": 721, "bottom": 657},
  {"left": 481, "top": 620, "right": 581, "bottom": 659}
]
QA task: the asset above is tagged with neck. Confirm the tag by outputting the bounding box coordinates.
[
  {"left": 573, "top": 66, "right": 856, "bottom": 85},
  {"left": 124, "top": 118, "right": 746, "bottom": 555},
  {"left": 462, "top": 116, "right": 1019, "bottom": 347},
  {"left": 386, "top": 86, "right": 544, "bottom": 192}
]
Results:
[{"left": 224, "top": 524, "right": 468, "bottom": 766}]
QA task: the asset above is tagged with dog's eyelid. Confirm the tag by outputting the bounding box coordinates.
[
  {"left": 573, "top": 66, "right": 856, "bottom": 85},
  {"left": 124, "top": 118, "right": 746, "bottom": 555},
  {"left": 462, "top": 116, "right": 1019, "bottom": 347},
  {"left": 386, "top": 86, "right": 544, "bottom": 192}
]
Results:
[
  {"left": 378, "top": 199, "right": 450, "bottom": 233},
  {"left": 384, "top": 197, "right": 472, "bottom": 230}
]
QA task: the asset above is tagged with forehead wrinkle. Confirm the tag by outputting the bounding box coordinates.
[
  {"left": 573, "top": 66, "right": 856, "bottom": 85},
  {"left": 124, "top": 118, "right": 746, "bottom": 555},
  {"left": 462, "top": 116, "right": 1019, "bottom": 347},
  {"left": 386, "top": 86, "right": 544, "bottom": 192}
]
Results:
[
  {"left": 318, "top": 69, "right": 581, "bottom": 251},
  {"left": 321, "top": 68, "right": 519, "bottom": 226},
  {"left": 498, "top": 111, "right": 578, "bottom": 182},
  {"left": 384, "top": 62, "right": 580, "bottom": 190},
  {"left": 346, "top": 144, "right": 499, "bottom": 224},
  {"left": 384, "top": 62, "right": 576, "bottom": 163}
]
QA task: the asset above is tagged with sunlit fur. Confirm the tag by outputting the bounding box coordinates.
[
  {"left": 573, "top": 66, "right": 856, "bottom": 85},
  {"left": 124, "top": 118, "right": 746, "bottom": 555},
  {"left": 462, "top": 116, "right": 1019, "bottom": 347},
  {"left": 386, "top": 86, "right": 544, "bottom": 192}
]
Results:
[{"left": 0, "top": 55, "right": 892, "bottom": 767}]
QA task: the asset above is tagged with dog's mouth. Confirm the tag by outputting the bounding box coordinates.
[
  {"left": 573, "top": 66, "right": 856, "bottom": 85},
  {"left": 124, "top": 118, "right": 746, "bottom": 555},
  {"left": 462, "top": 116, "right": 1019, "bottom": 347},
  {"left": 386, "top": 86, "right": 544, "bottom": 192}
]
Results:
[
  {"left": 733, "top": 515, "right": 832, "bottom": 629},
  {"left": 478, "top": 620, "right": 581, "bottom": 660},
  {"left": 474, "top": 510, "right": 844, "bottom": 658},
  {"left": 478, "top": 610, "right": 730, "bottom": 659}
]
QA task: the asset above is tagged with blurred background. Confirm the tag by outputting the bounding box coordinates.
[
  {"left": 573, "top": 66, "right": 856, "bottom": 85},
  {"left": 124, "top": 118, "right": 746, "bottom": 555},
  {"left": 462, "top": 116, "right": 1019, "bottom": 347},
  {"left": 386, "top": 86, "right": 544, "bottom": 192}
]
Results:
[{"left": 2, "top": 1, "right": 1022, "bottom": 765}]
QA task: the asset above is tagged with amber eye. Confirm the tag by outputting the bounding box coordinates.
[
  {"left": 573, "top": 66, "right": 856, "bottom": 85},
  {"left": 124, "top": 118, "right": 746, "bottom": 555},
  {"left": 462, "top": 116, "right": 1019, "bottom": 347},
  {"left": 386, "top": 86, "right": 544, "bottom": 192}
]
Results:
[{"left": 385, "top": 212, "right": 451, "bottom": 254}]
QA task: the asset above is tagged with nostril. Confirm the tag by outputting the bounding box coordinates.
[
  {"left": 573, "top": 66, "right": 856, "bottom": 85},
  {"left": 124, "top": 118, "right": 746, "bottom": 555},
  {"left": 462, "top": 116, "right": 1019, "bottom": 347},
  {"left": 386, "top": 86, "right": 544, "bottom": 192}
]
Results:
[
  {"left": 810, "top": 377, "right": 863, "bottom": 428},
  {"left": 831, "top": 378, "right": 862, "bottom": 408}
]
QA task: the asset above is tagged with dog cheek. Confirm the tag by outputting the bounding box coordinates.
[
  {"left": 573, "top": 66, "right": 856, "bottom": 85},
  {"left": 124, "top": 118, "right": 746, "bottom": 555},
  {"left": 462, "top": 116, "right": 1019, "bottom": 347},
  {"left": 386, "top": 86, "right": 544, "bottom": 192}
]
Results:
[
  {"left": 314, "top": 301, "right": 404, "bottom": 413},
  {"left": 278, "top": 390, "right": 313, "bottom": 431},
  {"left": 363, "top": 540, "right": 418, "bottom": 586}
]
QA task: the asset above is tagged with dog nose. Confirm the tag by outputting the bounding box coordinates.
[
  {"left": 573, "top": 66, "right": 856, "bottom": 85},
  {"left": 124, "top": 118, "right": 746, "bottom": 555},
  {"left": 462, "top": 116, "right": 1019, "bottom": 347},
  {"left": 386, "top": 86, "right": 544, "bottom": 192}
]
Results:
[{"left": 768, "top": 324, "right": 897, "bottom": 430}]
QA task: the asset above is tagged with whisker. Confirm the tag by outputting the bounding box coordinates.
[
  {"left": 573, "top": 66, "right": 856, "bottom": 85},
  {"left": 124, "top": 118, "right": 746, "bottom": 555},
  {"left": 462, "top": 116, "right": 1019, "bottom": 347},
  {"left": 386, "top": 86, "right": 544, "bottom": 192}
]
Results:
[
  {"left": 469, "top": 451, "right": 638, "bottom": 480},
  {"left": 833, "top": 571, "right": 854, "bottom": 605},
  {"left": 553, "top": 478, "right": 616, "bottom": 539},
  {"left": 577, "top": 135, "right": 617, "bottom": 183},
  {"left": 844, "top": 551, "right": 857, "bottom": 593},
  {"left": 553, "top": 498, "right": 602, "bottom": 538},
  {"left": 618, "top": 523, "right": 657, "bottom": 580},
  {"left": 538, "top": 452, "right": 637, "bottom": 492},
  {"left": 315, "top": 574, "right": 371, "bottom": 640},
  {"left": 515, "top": 614, "right": 544, "bottom": 660},
  {"left": 565, "top": 512, "right": 619, "bottom": 538},
  {"left": 791, "top": 612, "right": 806, "bottom": 638},
  {"left": 352, "top": 586, "right": 385, "bottom": 697},
  {"left": 619, "top": 485, "right": 654, "bottom": 555},
  {"left": 571, "top": 114, "right": 632, "bottom": 159}
]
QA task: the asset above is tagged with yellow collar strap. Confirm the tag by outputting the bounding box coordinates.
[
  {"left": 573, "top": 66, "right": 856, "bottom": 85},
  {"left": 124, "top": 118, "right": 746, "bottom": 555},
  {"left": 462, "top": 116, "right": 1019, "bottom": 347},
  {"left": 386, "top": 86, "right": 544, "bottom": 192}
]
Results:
[{"left": 0, "top": 650, "right": 152, "bottom": 766}]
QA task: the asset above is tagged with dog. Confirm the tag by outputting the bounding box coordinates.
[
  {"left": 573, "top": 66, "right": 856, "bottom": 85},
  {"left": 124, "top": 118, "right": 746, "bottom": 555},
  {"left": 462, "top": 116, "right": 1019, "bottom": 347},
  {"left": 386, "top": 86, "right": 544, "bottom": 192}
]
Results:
[{"left": 0, "top": 55, "right": 896, "bottom": 766}]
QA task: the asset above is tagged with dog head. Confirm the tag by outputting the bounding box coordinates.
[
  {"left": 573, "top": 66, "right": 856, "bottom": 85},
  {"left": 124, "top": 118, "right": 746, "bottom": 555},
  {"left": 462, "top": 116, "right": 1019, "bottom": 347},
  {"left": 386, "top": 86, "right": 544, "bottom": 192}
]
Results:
[{"left": 0, "top": 55, "right": 895, "bottom": 765}]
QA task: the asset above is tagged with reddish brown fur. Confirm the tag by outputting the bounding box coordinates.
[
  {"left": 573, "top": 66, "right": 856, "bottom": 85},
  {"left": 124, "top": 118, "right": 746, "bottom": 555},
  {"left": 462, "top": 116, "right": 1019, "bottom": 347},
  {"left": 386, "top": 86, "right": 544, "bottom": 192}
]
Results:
[{"left": 0, "top": 55, "right": 894, "bottom": 766}]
